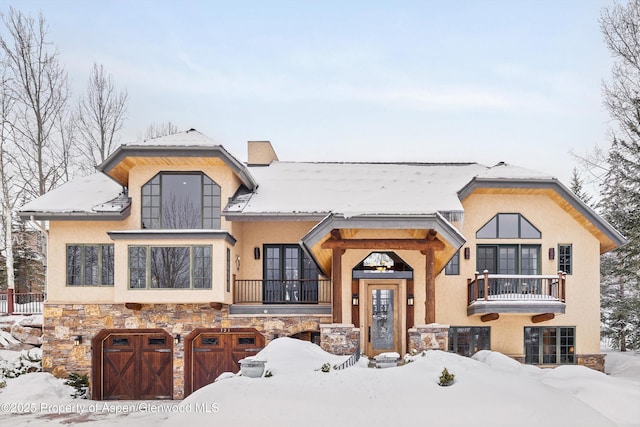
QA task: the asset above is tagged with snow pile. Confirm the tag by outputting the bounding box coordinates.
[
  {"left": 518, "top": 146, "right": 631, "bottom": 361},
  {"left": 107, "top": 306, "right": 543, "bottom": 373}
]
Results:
[
  {"left": 0, "top": 372, "right": 73, "bottom": 402},
  {"left": 0, "top": 348, "right": 41, "bottom": 378},
  {"left": 0, "top": 340, "right": 639, "bottom": 427}
]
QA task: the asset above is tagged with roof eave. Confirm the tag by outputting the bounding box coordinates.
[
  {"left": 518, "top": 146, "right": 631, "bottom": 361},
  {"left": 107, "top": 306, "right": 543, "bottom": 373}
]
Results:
[
  {"left": 18, "top": 204, "right": 131, "bottom": 222},
  {"left": 458, "top": 177, "right": 628, "bottom": 251},
  {"left": 98, "top": 145, "right": 257, "bottom": 190}
]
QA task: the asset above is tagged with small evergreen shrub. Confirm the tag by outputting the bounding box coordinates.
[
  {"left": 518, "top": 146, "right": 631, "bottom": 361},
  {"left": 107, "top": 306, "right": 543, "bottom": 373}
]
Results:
[
  {"left": 0, "top": 380, "right": 6, "bottom": 389},
  {"left": 264, "top": 370, "right": 273, "bottom": 377},
  {"left": 321, "top": 363, "right": 331, "bottom": 373},
  {"left": 438, "top": 367, "right": 455, "bottom": 386},
  {"left": 65, "top": 373, "right": 90, "bottom": 399}
]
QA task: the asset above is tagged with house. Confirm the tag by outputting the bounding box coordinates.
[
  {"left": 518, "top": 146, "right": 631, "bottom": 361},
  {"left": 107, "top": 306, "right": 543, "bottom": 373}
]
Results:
[{"left": 18, "top": 129, "right": 626, "bottom": 400}]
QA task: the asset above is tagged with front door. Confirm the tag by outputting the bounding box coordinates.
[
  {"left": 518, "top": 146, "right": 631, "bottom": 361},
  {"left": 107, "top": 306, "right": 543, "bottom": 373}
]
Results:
[{"left": 366, "top": 284, "right": 400, "bottom": 356}]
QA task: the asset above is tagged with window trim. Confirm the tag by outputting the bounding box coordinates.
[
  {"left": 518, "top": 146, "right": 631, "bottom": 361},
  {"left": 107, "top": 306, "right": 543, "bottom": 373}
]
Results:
[
  {"left": 524, "top": 326, "right": 576, "bottom": 365},
  {"left": 558, "top": 244, "right": 572, "bottom": 275},
  {"left": 476, "top": 213, "right": 541, "bottom": 239},
  {"left": 476, "top": 244, "right": 541, "bottom": 275},
  {"left": 66, "top": 244, "right": 114, "bottom": 287},
  {"left": 448, "top": 326, "right": 490, "bottom": 357},
  {"left": 445, "top": 251, "right": 460, "bottom": 275},
  {"left": 141, "top": 171, "right": 221, "bottom": 230},
  {"left": 127, "top": 244, "right": 213, "bottom": 289}
]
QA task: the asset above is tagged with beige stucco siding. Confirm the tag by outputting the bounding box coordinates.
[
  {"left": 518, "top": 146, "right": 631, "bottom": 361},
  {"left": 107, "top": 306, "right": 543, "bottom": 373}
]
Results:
[{"left": 436, "top": 193, "right": 602, "bottom": 356}]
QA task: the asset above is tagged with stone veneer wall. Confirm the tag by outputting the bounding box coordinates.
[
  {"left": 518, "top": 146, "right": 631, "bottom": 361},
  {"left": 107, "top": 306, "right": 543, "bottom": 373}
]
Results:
[
  {"left": 319, "top": 324, "right": 360, "bottom": 355},
  {"left": 43, "top": 303, "right": 330, "bottom": 399},
  {"left": 408, "top": 324, "right": 449, "bottom": 353},
  {"left": 577, "top": 354, "right": 605, "bottom": 373}
]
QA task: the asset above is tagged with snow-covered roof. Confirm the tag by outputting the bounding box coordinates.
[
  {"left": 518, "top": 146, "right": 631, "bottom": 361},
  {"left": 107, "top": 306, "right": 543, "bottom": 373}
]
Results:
[
  {"left": 225, "top": 161, "right": 544, "bottom": 218},
  {"left": 128, "top": 128, "right": 220, "bottom": 147},
  {"left": 18, "top": 173, "right": 129, "bottom": 220}
]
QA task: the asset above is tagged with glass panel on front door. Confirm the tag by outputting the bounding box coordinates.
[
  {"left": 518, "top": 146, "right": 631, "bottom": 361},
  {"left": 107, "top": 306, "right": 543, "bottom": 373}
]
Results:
[{"left": 371, "top": 289, "right": 395, "bottom": 351}]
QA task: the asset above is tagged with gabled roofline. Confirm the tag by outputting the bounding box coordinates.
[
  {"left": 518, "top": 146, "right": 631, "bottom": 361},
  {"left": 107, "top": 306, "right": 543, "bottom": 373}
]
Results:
[
  {"left": 458, "top": 177, "right": 627, "bottom": 250},
  {"left": 18, "top": 205, "right": 131, "bottom": 221},
  {"left": 98, "top": 145, "right": 257, "bottom": 190}
]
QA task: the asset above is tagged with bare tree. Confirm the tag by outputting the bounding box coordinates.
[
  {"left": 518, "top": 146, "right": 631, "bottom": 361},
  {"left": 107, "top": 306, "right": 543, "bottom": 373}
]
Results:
[
  {"left": 140, "top": 121, "right": 179, "bottom": 140},
  {"left": 76, "top": 62, "right": 127, "bottom": 169},
  {"left": 0, "top": 7, "right": 70, "bottom": 198},
  {"left": 0, "top": 64, "right": 17, "bottom": 291}
]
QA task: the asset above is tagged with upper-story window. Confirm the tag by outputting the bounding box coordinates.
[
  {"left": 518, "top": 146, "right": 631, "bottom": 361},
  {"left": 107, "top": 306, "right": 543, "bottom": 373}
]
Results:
[
  {"left": 476, "top": 213, "right": 541, "bottom": 239},
  {"left": 141, "top": 172, "right": 221, "bottom": 229}
]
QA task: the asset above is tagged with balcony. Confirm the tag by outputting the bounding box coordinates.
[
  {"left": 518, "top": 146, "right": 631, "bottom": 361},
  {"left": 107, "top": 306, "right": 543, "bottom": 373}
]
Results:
[
  {"left": 231, "top": 279, "right": 332, "bottom": 316},
  {"left": 467, "top": 272, "right": 566, "bottom": 317}
]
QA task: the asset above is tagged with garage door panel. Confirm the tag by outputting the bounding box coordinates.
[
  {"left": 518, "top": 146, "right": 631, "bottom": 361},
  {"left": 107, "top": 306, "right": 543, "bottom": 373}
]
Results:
[
  {"left": 100, "top": 331, "right": 172, "bottom": 400},
  {"left": 185, "top": 329, "right": 265, "bottom": 397},
  {"left": 102, "top": 350, "right": 136, "bottom": 400}
]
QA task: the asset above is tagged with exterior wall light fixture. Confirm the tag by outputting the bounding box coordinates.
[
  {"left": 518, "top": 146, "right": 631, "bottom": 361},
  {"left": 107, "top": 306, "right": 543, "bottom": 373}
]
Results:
[
  {"left": 407, "top": 294, "right": 414, "bottom": 306},
  {"left": 548, "top": 247, "right": 555, "bottom": 260},
  {"left": 254, "top": 247, "right": 261, "bottom": 260},
  {"left": 74, "top": 335, "right": 82, "bottom": 346},
  {"left": 352, "top": 294, "right": 359, "bottom": 306},
  {"left": 464, "top": 247, "right": 471, "bottom": 260},
  {"left": 174, "top": 334, "right": 181, "bottom": 345}
]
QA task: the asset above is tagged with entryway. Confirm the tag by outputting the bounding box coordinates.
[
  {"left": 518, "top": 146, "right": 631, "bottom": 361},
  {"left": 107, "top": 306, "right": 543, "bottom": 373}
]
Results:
[
  {"left": 184, "top": 328, "right": 265, "bottom": 397},
  {"left": 365, "top": 283, "right": 401, "bottom": 356}
]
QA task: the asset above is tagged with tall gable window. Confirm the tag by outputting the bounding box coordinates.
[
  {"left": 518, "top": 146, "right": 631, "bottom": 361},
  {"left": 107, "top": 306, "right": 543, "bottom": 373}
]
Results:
[
  {"left": 141, "top": 172, "right": 221, "bottom": 229},
  {"left": 476, "top": 213, "right": 541, "bottom": 239}
]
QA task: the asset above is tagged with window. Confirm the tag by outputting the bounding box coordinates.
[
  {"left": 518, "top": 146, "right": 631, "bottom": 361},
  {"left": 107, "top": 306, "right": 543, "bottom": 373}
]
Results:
[
  {"left": 263, "top": 244, "right": 321, "bottom": 303},
  {"left": 525, "top": 327, "right": 575, "bottom": 365},
  {"left": 445, "top": 251, "right": 460, "bottom": 275},
  {"left": 558, "top": 244, "right": 572, "bottom": 274},
  {"left": 448, "top": 327, "right": 490, "bottom": 357},
  {"left": 476, "top": 245, "right": 540, "bottom": 275},
  {"left": 141, "top": 172, "right": 221, "bottom": 229},
  {"left": 128, "top": 245, "right": 212, "bottom": 289},
  {"left": 476, "top": 213, "right": 541, "bottom": 239},
  {"left": 66, "top": 244, "right": 114, "bottom": 286}
]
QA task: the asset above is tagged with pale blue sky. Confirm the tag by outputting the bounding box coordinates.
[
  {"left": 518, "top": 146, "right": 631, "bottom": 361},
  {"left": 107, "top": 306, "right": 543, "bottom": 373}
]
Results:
[{"left": 1, "top": 0, "right": 614, "bottom": 186}]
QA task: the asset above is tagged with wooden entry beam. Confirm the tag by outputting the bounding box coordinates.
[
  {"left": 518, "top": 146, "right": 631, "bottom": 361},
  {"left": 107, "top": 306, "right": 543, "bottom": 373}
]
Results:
[{"left": 322, "top": 238, "right": 444, "bottom": 251}]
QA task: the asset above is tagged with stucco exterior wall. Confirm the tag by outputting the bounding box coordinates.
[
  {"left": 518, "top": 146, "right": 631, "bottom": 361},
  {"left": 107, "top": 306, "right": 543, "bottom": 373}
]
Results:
[{"left": 436, "top": 192, "right": 603, "bottom": 357}]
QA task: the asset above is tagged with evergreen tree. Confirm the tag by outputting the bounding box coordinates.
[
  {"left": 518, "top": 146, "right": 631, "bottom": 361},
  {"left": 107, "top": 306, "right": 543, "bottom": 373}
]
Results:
[
  {"left": 599, "top": 0, "right": 640, "bottom": 351},
  {"left": 569, "top": 167, "right": 593, "bottom": 206}
]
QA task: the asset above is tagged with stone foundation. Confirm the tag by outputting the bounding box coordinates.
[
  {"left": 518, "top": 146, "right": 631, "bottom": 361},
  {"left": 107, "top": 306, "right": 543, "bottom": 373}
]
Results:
[
  {"left": 319, "top": 323, "right": 360, "bottom": 355},
  {"left": 43, "top": 302, "right": 330, "bottom": 399},
  {"left": 408, "top": 324, "right": 449, "bottom": 354},
  {"left": 578, "top": 353, "right": 606, "bottom": 372}
]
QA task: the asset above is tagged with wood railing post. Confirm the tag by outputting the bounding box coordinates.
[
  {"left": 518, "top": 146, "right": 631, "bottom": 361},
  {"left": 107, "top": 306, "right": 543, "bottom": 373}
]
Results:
[
  {"left": 467, "top": 278, "right": 472, "bottom": 305},
  {"left": 483, "top": 270, "right": 489, "bottom": 301},
  {"left": 7, "top": 288, "right": 14, "bottom": 316},
  {"left": 474, "top": 271, "right": 479, "bottom": 302}
]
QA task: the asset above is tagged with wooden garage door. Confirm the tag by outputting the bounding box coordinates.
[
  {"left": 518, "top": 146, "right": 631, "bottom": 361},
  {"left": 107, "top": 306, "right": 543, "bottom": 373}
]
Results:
[
  {"left": 185, "top": 328, "right": 264, "bottom": 397},
  {"left": 99, "top": 330, "right": 172, "bottom": 400}
]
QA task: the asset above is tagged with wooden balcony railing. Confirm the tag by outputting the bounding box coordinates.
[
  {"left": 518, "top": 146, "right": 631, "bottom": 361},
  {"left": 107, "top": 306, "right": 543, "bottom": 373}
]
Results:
[
  {"left": 0, "top": 289, "right": 46, "bottom": 315},
  {"left": 234, "top": 279, "right": 331, "bottom": 304},
  {"left": 467, "top": 271, "right": 566, "bottom": 306}
]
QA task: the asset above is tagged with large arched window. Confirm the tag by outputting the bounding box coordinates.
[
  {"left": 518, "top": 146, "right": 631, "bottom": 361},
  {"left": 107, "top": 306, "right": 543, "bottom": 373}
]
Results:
[{"left": 141, "top": 172, "right": 221, "bottom": 229}]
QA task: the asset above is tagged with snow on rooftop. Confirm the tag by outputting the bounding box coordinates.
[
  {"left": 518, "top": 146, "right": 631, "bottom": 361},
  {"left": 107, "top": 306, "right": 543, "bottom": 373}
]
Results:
[
  {"left": 128, "top": 128, "right": 220, "bottom": 148},
  {"left": 18, "top": 173, "right": 124, "bottom": 214},
  {"left": 230, "top": 161, "right": 491, "bottom": 216},
  {"left": 480, "top": 162, "right": 555, "bottom": 180}
]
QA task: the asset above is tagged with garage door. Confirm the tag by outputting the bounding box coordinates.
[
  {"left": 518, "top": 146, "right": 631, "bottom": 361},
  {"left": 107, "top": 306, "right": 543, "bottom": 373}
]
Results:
[
  {"left": 185, "top": 328, "right": 264, "bottom": 397},
  {"left": 93, "top": 329, "right": 173, "bottom": 400}
]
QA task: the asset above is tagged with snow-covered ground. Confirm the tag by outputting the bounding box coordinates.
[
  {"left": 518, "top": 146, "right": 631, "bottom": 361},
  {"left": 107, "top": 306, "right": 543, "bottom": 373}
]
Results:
[{"left": 0, "top": 338, "right": 639, "bottom": 427}]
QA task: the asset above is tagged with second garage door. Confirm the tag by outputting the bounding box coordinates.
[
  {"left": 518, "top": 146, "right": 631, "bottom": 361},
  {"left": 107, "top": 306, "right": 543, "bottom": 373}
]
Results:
[{"left": 184, "top": 328, "right": 264, "bottom": 397}]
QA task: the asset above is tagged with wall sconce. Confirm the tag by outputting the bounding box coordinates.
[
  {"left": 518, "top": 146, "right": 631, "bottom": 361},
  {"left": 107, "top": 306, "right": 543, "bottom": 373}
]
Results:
[
  {"left": 464, "top": 247, "right": 471, "bottom": 260},
  {"left": 174, "top": 334, "right": 181, "bottom": 345},
  {"left": 254, "top": 247, "right": 261, "bottom": 260},
  {"left": 74, "top": 335, "right": 82, "bottom": 346},
  {"left": 235, "top": 256, "right": 241, "bottom": 271},
  {"left": 352, "top": 294, "right": 359, "bottom": 306},
  {"left": 548, "top": 247, "right": 555, "bottom": 260},
  {"left": 407, "top": 294, "right": 414, "bottom": 306}
]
